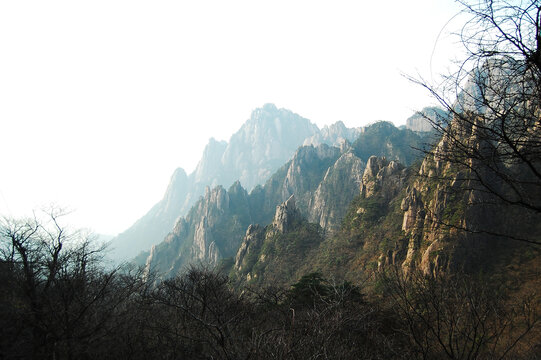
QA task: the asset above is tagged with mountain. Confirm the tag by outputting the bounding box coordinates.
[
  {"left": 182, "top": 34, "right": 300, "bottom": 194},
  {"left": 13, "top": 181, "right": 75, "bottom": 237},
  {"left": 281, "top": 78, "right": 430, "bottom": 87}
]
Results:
[
  {"left": 303, "top": 120, "right": 363, "bottom": 149},
  {"left": 352, "top": 121, "right": 428, "bottom": 165},
  {"left": 143, "top": 122, "right": 427, "bottom": 279},
  {"left": 110, "top": 104, "right": 321, "bottom": 261},
  {"left": 405, "top": 106, "right": 449, "bottom": 132},
  {"left": 143, "top": 144, "right": 342, "bottom": 278},
  {"left": 233, "top": 195, "right": 323, "bottom": 285},
  {"left": 227, "top": 116, "right": 540, "bottom": 288},
  {"left": 110, "top": 168, "right": 190, "bottom": 263}
]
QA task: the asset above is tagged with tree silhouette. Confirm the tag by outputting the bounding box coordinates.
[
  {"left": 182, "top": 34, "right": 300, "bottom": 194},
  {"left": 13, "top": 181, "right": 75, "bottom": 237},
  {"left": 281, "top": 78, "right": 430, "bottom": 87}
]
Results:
[{"left": 413, "top": 0, "right": 541, "bottom": 244}]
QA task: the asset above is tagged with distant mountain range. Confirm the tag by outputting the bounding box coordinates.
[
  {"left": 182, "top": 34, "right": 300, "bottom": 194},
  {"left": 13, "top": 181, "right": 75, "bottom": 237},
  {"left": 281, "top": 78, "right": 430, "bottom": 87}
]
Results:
[
  {"left": 110, "top": 103, "right": 366, "bottom": 261},
  {"left": 143, "top": 120, "right": 428, "bottom": 278}
]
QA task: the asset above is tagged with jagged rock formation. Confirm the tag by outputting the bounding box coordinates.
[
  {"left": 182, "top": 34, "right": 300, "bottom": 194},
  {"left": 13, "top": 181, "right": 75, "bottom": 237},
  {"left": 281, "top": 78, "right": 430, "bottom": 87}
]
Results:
[
  {"left": 360, "top": 156, "right": 406, "bottom": 200},
  {"left": 234, "top": 224, "right": 265, "bottom": 274},
  {"left": 233, "top": 196, "right": 322, "bottom": 285},
  {"left": 353, "top": 156, "right": 408, "bottom": 271},
  {"left": 111, "top": 104, "right": 320, "bottom": 261},
  {"left": 144, "top": 145, "right": 344, "bottom": 279},
  {"left": 388, "top": 110, "right": 539, "bottom": 276},
  {"left": 270, "top": 195, "right": 301, "bottom": 234},
  {"left": 353, "top": 121, "right": 429, "bottom": 166},
  {"left": 246, "top": 144, "right": 343, "bottom": 228},
  {"left": 143, "top": 121, "right": 427, "bottom": 280},
  {"left": 308, "top": 151, "right": 364, "bottom": 232},
  {"left": 279, "top": 145, "right": 341, "bottom": 206},
  {"left": 405, "top": 106, "right": 449, "bottom": 132},
  {"left": 113, "top": 103, "right": 428, "bottom": 263},
  {"left": 303, "top": 121, "right": 363, "bottom": 148},
  {"left": 145, "top": 181, "right": 253, "bottom": 276}
]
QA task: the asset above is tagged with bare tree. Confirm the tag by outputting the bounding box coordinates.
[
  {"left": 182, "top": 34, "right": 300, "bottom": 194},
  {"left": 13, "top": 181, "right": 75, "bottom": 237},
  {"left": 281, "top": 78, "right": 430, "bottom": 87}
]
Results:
[
  {"left": 0, "top": 209, "right": 145, "bottom": 359},
  {"left": 409, "top": 0, "right": 541, "bottom": 245},
  {"left": 380, "top": 267, "right": 539, "bottom": 359}
]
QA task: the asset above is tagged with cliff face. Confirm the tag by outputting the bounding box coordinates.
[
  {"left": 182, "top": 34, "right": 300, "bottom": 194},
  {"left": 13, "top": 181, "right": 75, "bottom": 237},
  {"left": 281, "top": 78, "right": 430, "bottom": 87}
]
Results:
[
  {"left": 145, "top": 181, "right": 252, "bottom": 277},
  {"left": 372, "top": 111, "right": 540, "bottom": 276},
  {"left": 340, "top": 134, "right": 489, "bottom": 277},
  {"left": 270, "top": 195, "right": 301, "bottom": 234},
  {"left": 360, "top": 156, "right": 405, "bottom": 200},
  {"left": 247, "top": 144, "right": 343, "bottom": 228},
  {"left": 308, "top": 151, "right": 364, "bottom": 232}
]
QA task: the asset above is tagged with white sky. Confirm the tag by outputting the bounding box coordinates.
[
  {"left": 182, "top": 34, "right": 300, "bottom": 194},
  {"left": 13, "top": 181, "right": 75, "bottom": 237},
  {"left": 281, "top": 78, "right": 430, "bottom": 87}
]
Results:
[{"left": 0, "top": 0, "right": 464, "bottom": 235}]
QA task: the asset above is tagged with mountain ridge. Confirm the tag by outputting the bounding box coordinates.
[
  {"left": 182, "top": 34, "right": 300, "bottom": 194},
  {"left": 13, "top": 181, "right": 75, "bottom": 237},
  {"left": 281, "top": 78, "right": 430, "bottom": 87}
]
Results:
[
  {"left": 143, "top": 121, "right": 427, "bottom": 279},
  {"left": 111, "top": 104, "right": 371, "bottom": 261}
]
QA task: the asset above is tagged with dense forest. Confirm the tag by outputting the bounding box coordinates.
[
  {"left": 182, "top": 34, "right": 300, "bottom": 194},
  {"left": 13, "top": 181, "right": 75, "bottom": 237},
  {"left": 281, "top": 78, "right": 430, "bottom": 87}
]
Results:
[{"left": 0, "top": 212, "right": 538, "bottom": 359}]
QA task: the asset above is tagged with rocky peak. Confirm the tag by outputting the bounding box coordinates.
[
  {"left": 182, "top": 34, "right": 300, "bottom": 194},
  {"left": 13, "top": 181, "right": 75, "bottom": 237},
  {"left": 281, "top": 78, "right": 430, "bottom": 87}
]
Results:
[
  {"left": 234, "top": 224, "right": 264, "bottom": 272},
  {"left": 363, "top": 156, "right": 389, "bottom": 180},
  {"left": 193, "top": 138, "right": 228, "bottom": 184},
  {"left": 271, "top": 195, "right": 301, "bottom": 234},
  {"left": 400, "top": 187, "right": 425, "bottom": 233},
  {"left": 308, "top": 151, "right": 365, "bottom": 231},
  {"left": 406, "top": 107, "right": 448, "bottom": 132},
  {"left": 303, "top": 121, "right": 363, "bottom": 148},
  {"left": 220, "top": 104, "right": 320, "bottom": 192},
  {"left": 360, "top": 156, "right": 406, "bottom": 199},
  {"left": 200, "top": 185, "right": 229, "bottom": 214},
  {"left": 281, "top": 144, "right": 341, "bottom": 200},
  {"left": 158, "top": 167, "right": 189, "bottom": 215},
  {"left": 228, "top": 180, "right": 245, "bottom": 196}
]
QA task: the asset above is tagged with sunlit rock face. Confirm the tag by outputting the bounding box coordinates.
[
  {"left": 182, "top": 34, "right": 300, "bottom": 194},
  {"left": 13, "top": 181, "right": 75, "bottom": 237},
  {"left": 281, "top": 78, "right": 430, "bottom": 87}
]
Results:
[
  {"left": 270, "top": 195, "right": 301, "bottom": 235},
  {"left": 308, "top": 151, "right": 365, "bottom": 232}
]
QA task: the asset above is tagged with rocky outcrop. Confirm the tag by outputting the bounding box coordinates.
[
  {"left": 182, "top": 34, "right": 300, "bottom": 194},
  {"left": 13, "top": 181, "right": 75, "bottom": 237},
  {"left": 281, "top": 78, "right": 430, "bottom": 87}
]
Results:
[
  {"left": 252, "top": 143, "right": 367, "bottom": 233},
  {"left": 234, "top": 224, "right": 264, "bottom": 273},
  {"left": 270, "top": 195, "right": 301, "bottom": 235},
  {"left": 144, "top": 183, "right": 253, "bottom": 278},
  {"left": 303, "top": 121, "right": 363, "bottom": 148},
  {"left": 397, "top": 127, "right": 480, "bottom": 275},
  {"left": 233, "top": 196, "right": 323, "bottom": 285},
  {"left": 400, "top": 187, "right": 425, "bottom": 232},
  {"left": 281, "top": 145, "right": 341, "bottom": 202},
  {"left": 405, "top": 107, "right": 449, "bottom": 132},
  {"left": 308, "top": 151, "right": 364, "bottom": 232},
  {"left": 360, "top": 156, "right": 406, "bottom": 200}
]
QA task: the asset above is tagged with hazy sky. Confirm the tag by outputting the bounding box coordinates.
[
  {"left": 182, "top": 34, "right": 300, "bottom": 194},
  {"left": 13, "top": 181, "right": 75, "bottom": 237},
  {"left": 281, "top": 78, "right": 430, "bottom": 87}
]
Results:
[{"left": 0, "top": 0, "right": 464, "bottom": 235}]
